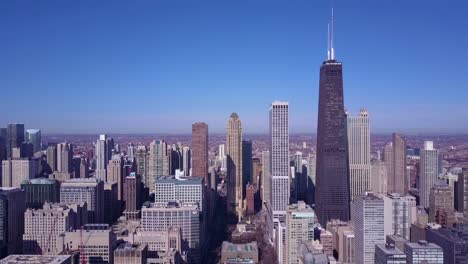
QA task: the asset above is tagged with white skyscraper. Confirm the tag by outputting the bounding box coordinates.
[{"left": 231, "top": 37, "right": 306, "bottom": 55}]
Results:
[
  {"left": 148, "top": 140, "right": 169, "bottom": 193},
  {"left": 95, "top": 134, "right": 108, "bottom": 181},
  {"left": 352, "top": 192, "right": 385, "bottom": 264},
  {"left": 269, "top": 101, "right": 290, "bottom": 218},
  {"left": 420, "top": 141, "right": 439, "bottom": 208},
  {"left": 347, "top": 109, "right": 371, "bottom": 200}
]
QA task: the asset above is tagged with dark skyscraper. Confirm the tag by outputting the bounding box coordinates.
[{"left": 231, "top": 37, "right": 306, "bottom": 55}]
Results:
[
  {"left": 242, "top": 140, "right": 253, "bottom": 197},
  {"left": 191, "top": 122, "right": 208, "bottom": 182},
  {"left": 315, "top": 12, "right": 350, "bottom": 225},
  {"left": 6, "top": 123, "right": 24, "bottom": 159}
]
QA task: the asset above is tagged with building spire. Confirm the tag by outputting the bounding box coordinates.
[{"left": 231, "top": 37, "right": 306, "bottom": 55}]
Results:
[{"left": 330, "top": 8, "right": 335, "bottom": 60}]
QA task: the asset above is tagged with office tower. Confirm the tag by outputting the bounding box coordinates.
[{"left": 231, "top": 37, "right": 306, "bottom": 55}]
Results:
[
  {"left": 46, "top": 146, "right": 57, "bottom": 172},
  {"left": 429, "top": 183, "right": 455, "bottom": 226},
  {"left": 0, "top": 129, "right": 6, "bottom": 166},
  {"left": 20, "top": 178, "right": 60, "bottom": 209},
  {"left": 261, "top": 150, "right": 271, "bottom": 208},
  {"left": 124, "top": 172, "right": 142, "bottom": 220},
  {"left": 0, "top": 187, "right": 26, "bottom": 258},
  {"left": 19, "top": 142, "right": 34, "bottom": 158},
  {"left": 404, "top": 240, "right": 443, "bottom": 264},
  {"left": 191, "top": 122, "right": 208, "bottom": 182},
  {"left": 79, "top": 157, "right": 89, "bottom": 178},
  {"left": 141, "top": 202, "right": 201, "bottom": 263},
  {"left": 127, "top": 143, "right": 135, "bottom": 162},
  {"left": 114, "top": 243, "right": 148, "bottom": 264},
  {"left": 182, "top": 146, "right": 191, "bottom": 176},
  {"left": 339, "top": 229, "right": 355, "bottom": 263},
  {"left": 2, "top": 158, "right": 40, "bottom": 187},
  {"left": 103, "top": 182, "right": 118, "bottom": 224},
  {"left": 375, "top": 243, "right": 406, "bottom": 264},
  {"left": 245, "top": 183, "right": 255, "bottom": 215},
  {"left": 226, "top": 113, "right": 243, "bottom": 218},
  {"left": 22, "top": 203, "right": 83, "bottom": 255},
  {"left": 383, "top": 193, "right": 417, "bottom": 240},
  {"left": 95, "top": 134, "right": 109, "bottom": 181},
  {"left": 389, "top": 133, "right": 407, "bottom": 194},
  {"left": 218, "top": 144, "right": 227, "bottom": 172},
  {"left": 352, "top": 193, "right": 385, "bottom": 264},
  {"left": 154, "top": 176, "right": 204, "bottom": 209},
  {"left": 56, "top": 142, "right": 73, "bottom": 174},
  {"left": 25, "top": 129, "right": 41, "bottom": 154},
  {"left": 221, "top": 241, "right": 259, "bottom": 264},
  {"left": 285, "top": 201, "right": 314, "bottom": 264},
  {"left": 148, "top": 140, "right": 169, "bottom": 193},
  {"left": 169, "top": 145, "right": 182, "bottom": 175},
  {"left": 315, "top": 15, "right": 350, "bottom": 224},
  {"left": 270, "top": 101, "right": 290, "bottom": 218},
  {"left": 107, "top": 155, "right": 124, "bottom": 201},
  {"left": 6, "top": 124, "right": 24, "bottom": 159},
  {"left": 293, "top": 151, "right": 303, "bottom": 174},
  {"left": 135, "top": 145, "right": 148, "bottom": 186},
  {"left": 459, "top": 170, "right": 468, "bottom": 215},
  {"left": 60, "top": 178, "right": 104, "bottom": 223},
  {"left": 420, "top": 141, "right": 440, "bottom": 208},
  {"left": 426, "top": 226, "right": 468, "bottom": 264},
  {"left": 242, "top": 140, "right": 253, "bottom": 194},
  {"left": 347, "top": 109, "right": 371, "bottom": 200},
  {"left": 371, "top": 159, "right": 388, "bottom": 194},
  {"left": 60, "top": 224, "right": 116, "bottom": 264},
  {"left": 252, "top": 158, "right": 261, "bottom": 188}
]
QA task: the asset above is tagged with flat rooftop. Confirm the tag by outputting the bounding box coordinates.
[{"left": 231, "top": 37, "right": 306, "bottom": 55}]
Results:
[{"left": 0, "top": 255, "right": 71, "bottom": 264}]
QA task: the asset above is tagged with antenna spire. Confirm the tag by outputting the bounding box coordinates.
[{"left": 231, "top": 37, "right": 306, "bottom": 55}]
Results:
[
  {"left": 327, "top": 23, "right": 331, "bottom": 60},
  {"left": 330, "top": 8, "right": 335, "bottom": 60}
]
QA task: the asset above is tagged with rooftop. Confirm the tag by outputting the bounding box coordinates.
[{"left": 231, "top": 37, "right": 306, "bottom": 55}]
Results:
[
  {"left": 0, "top": 255, "right": 70, "bottom": 264},
  {"left": 222, "top": 241, "right": 258, "bottom": 253},
  {"left": 155, "top": 175, "right": 203, "bottom": 185}
]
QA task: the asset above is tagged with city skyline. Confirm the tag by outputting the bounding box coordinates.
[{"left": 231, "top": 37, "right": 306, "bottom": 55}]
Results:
[{"left": 1, "top": 1, "right": 467, "bottom": 134}]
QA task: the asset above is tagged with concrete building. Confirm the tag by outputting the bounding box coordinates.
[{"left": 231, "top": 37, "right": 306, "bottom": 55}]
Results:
[
  {"left": 220, "top": 241, "right": 259, "bottom": 264},
  {"left": 352, "top": 192, "right": 385, "bottom": 264},
  {"left": 383, "top": 193, "right": 417, "bottom": 240},
  {"left": 0, "top": 255, "right": 71, "bottom": 264},
  {"left": 191, "top": 122, "right": 208, "bottom": 183},
  {"left": 385, "top": 133, "right": 408, "bottom": 195},
  {"left": 261, "top": 150, "right": 271, "bottom": 209},
  {"left": 59, "top": 224, "right": 116, "bottom": 264},
  {"left": 95, "top": 134, "right": 110, "bottom": 181},
  {"left": 46, "top": 146, "right": 57, "bottom": 172},
  {"left": 107, "top": 155, "right": 124, "bottom": 201},
  {"left": 429, "top": 183, "right": 455, "bottom": 226},
  {"left": 252, "top": 158, "right": 261, "bottom": 189},
  {"left": 124, "top": 172, "right": 142, "bottom": 220},
  {"left": 23, "top": 203, "right": 85, "bottom": 255},
  {"left": 347, "top": 109, "right": 371, "bottom": 200},
  {"left": 285, "top": 201, "right": 314, "bottom": 264},
  {"left": 386, "top": 234, "right": 408, "bottom": 252},
  {"left": 114, "top": 243, "right": 147, "bottom": 264},
  {"left": 154, "top": 175, "right": 204, "bottom": 209},
  {"left": 0, "top": 187, "right": 25, "bottom": 258},
  {"left": 60, "top": 178, "right": 104, "bottom": 223},
  {"left": 226, "top": 113, "right": 243, "bottom": 218},
  {"left": 420, "top": 141, "right": 440, "bottom": 208},
  {"left": 2, "top": 158, "right": 40, "bottom": 187},
  {"left": 270, "top": 101, "right": 290, "bottom": 219},
  {"left": 325, "top": 219, "right": 354, "bottom": 263},
  {"left": 404, "top": 240, "right": 443, "bottom": 264},
  {"left": 245, "top": 183, "right": 255, "bottom": 216},
  {"left": 371, "top": 159, "right": 387, "bottom": 194},
  {"left": 375, "top": 243, "right": 406, "bottom": 264},
  {"left": 426, "top": 226, "right": 468, "bottom": 264},
  {"left": 21, "top": 178, "right": 60, "bottom": 209},
  {"left": 135, "top": 145, "right": 149, "bottom": 188},
  {"left": 141, "top": 202, "right": 200, "bottom": 263},
  {"left": 148, "top": 140, "right": 169, "bottom": 193},
  {"left": 57, "top": 143, "right": 73, "bottom": 174},
  {"left": 182, "top": 146, "right": 191, "bottom": 176},
  {"left": 132, "top": 227, "right": 182, "bottom": 257}
]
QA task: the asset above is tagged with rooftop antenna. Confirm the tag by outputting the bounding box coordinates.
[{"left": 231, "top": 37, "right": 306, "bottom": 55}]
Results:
[
  {"left": 327, "top": 23, "right": 331, "bottom": 60},
  {"left": 330, "top": 8, "right": 335, "bottom": 60}
]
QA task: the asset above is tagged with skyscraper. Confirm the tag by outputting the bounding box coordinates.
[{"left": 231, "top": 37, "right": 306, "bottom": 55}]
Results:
[
  {"left": 0, "top": 187, "right": 26, "bottom": 258},
  {"left": 420, "top": 141, "right": 440, "bottom": 208},
  {"left": 270, "top": 101, "right": 290, "bottom": 218},
  {"left": 347, "top": 109, "right": 371, "bottom": 200},
  {"left": 315, "top": 13, "right": 350, "bottom": 225},
  {"left": 25, "top": 129, "right": 41, "bottom": 154},
  {"left": 6, "top": 123, "right": 24, "bottom": 159},
  {"left": 458, "top": 169, "right": 468, "bottom": 215},
  {"left": 391, "top": 133, "right": 407, "bottom": 194},
  {"left": 261, "top": 150, "right": 271, "bottom": 208},
  {"left": 95, "top": 134, "right": 109, "bottom": 181},
  {"left": 124, "top": 172, "right": 142, "bottom": 220},
  {"left": 226, "top": 113, "right": 243, "bottom": 218},
  {"left": 148, "top": 140, "right": 169, "bottom": 193},
  {"left": 182, "top": 146, "right": 191, "bottom": 176},
  {"left": 242, "top": 140, "right": 253, "bottom": 195},
  {"left": 46, "top": 145, "right": 57, "bottom": 172},
  {"left": 135, "top": 145, "right": 149, "bottom": 186},
  {"left": 191, "top": 122, "right": 208, "bottom": 182},
  {"left": 107, "top": 155, "right": 124, "bottom": 201}
]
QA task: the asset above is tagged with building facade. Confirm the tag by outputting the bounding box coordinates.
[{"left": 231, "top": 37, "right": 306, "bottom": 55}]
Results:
[
  {"left": 420, "top": 141, "right": 440, "bottom": 208},
  {"left": 191, "top": 122, "right": 208, "bottom": 182},
  {"left": 226, "top": 113, "right": 243, "bottom": 218}
]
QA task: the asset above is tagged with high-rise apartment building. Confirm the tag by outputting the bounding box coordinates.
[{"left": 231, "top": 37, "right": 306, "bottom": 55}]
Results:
[
  {"left": 191, "top": 122, "right": 208, "bottom": 182},
  {"left": 124, "top": 172, "right": 142, "bottom": 220},
  {"left": 347, "top": 109, "right": 371, "bottom": 200},
  {"left": 420, "top": 141, "right": 440, "bottom": 208},
  {"left": 226, "top": 113, "right": 243, "bottom": 218},
  {"left": 25, "top": 129, "right": 41, "bottom": 154},
  {"left": 0, "top": 188, "right": 25, "bottom": 258},
  {"left": 127, "top": 143, "right": 135, "bottom": 163},
  {"left": 148, "top": 140, "right": 169, "bottom": 193},
  {"left": 429, "top": 183, "right": 455, "bottom": 226},
  {"left": 270, "top": 101, "right": 290, "bottom": 218},
  {"left": 95, "top": 134, "right": 109, "bottom": 181},
  {"left": 315, "top": 16, "right": 350, "bottom": 224},
  {"left": 107, "top": 155, "right": 124, "bottom": 201},
  {"left": 352, "top": 192, "right": 385, "bottom": 264},
  {"left": 2, "top": 158, "right": 40, "bottom": 187},
  {"left": 135, "top": 145, "right": 148, "bottom": 186},
  {"left": 6, "top": 124, "right": 24, "bottom": 159},
  {"left": 285, "top": 201, "right": 314, "bottom": 264},
  {"left": 404, "top": 240, "right": 443, "bottom": 264},
  {"left": 60, "top": 178, "right": 104, "bottom": 223}
]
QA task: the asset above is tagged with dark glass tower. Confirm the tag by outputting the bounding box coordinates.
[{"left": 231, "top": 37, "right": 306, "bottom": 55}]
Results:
[{"left": 315, "top": 12, "right": 350, "bottom": 225}]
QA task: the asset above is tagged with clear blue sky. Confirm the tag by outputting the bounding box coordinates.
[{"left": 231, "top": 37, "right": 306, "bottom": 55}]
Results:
[{"left": 1, "top": 0, "right": 467, "bottom": 134}]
